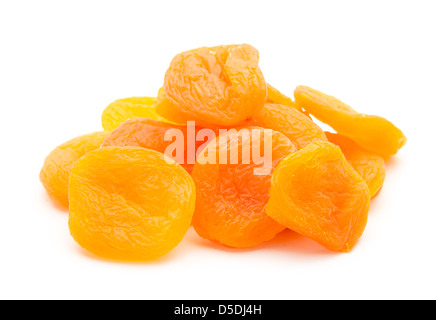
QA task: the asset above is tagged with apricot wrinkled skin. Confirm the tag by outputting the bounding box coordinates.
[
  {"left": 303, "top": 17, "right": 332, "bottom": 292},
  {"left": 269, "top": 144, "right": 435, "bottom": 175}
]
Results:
[
  {"left": 155, "top": 86, "right": 253, "bottom": 130},
  {"left": 251, "top": 103, "right": 327, "bottom": 150},
  {"left": 68, "top": 147, "right": 196, "bottom": 261},
  {"left": 101, "top": 118, "right": 212, "bottom": 173},
  {"left": 191, "top": 127, "right": 296, "bottom": 248},
  {"left": 266, "top": 141, "right": 370, "bottom": 252},
  {"left": 326, "top": 132, "right": 386, "bottom": 198},
  {"left": 154, "top": 88, "right": 191, "bottom": 125},
  {"left": 164, "top": 44, "right": 267, "bottom": 126},
  {"left": 294, "top": 86, "right": 407, "bottom": 157},
  {"left": 39, "top": 131, "right": 110, "bottom": 208},
  {"left": 101, "top": 96, "right": 166, "bottom": 131}
]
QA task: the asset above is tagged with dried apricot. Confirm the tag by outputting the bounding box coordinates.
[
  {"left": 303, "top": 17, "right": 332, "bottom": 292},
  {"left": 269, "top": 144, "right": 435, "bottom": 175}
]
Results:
[
  {"left": 251, "top": 103, "right": 327, "bottom": 149},
  {"left": 164, "top": 44, "right": 267, "bottom": 126},
  {"left": 294, "top": 86, "right": 407, "bottom": 157},
  {"left": 101, "top": 118, "right": 212, "bottom": 173},
  {"left": 266, "top": 141, "right": 370, "bottom": 252},
  {"left": 101, "top": 96, "right": 166, "bottom": 131},
  {"left": 326, "top": 132, "right": 386, "bottom": 198},
  {"left": 68, "top": 146, "right": 196, "bottom": 261},
  {"left": 39, "top": 131, "right": 110, "bottom": 208},
  {"left": 191, "top": 127, "right": 296, "bottom": 248}
]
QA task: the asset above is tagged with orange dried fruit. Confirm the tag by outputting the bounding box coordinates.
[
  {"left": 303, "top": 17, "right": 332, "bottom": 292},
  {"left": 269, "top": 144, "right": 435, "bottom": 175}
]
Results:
[
  {"left": 68, "top": 146, "right": 196, "bottom": 261},
  {"left": 101, "top": 118, "right": 213, "bottom": 173},
  {"left": 251, "top": 103, "right": 327, "bottom": 149},
  {"left": 39, "top": 131, "right": 110, "bottom": 208},
  {"left": 294, "top": 85, "right": 407, "bottom": 157},
  {"left": 164, "top": 44, "right": 267, "bottom": 126},
  {"left": 326, "top": 132, "right": 386, "bottom": 198},
  {"left": 191, "top": 127, "right": 296, "bottom": 248},
  {"left": 101, "top": 96, "right": 166, "bottom": 131},
  {"left": 266, "top": 141, "right": 370, "bottom": 252}
]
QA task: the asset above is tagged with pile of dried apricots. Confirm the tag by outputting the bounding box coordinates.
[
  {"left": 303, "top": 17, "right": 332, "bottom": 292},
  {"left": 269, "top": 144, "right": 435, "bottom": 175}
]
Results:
[{"left": 40, "top": 44, "right": 406, "bottom": 261}]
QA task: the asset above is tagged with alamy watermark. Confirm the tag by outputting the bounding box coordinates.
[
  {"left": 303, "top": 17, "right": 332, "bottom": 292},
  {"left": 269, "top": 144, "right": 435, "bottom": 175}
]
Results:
[{"left": 163, "top": 121, "right": 274, "bottom": 175}]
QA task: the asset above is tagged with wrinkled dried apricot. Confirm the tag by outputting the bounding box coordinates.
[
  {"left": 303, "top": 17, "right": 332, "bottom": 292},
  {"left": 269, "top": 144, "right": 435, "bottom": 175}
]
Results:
[
  {"left": 191, "top": 127, "right": 296, "bottom": 248},
  {"left": 68, "top": 146, "right": 196, "bottom": 261},
  {"left": 266, "top": 141, "right": 370, "bottom": 252},
  {"left": 101, "top": 118, "right": 212, "bottom": 173},
  {"left": 40, "top": 43, "right": 407, "bottom": 260},
  {"left": 294, "top": 86, "right": 407, "bottom": 157},
  {"left": 101, "top": 96, "right": 166, "bottom": 131},
  {"left": 326, "top": 132, "right": 386, "bottom": 198},
  {"left": 164, "top": 44, "right": 267, "bottom": 126},
  {"left": 251, "top": 103, "right": 328, "bottom": 149},
  {"left": 39, "top": 131, "right": 110, "bottom": 208}
]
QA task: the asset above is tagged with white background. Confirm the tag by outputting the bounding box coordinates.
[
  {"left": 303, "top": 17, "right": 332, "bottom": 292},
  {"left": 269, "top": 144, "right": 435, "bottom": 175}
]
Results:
[{"left": 1, "top": 0, "right": 435, "bottom": 300}]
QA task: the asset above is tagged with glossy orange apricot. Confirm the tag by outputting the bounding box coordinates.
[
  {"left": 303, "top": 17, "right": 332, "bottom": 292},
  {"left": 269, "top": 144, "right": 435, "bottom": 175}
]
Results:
[
  {"left": 294, "top": 86, "right": 407, "bottom": 157},
  {"left": 164, "top": 44, "right": 267, "bottom": 126},
  {"left": 68, "top": 147, "right": 196, "bottom": 261},
  {"left": 39, "top": 131, "right": 110, "bottom": 208},
  {"left": 326, "top": 132, "right": 386, "bottom": 198},
  {"left": 191, "top": 127, "right": 296, "bottom": 248},
  {"left": 266, "top": 141, "right": 370, "bottom": 252}
]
